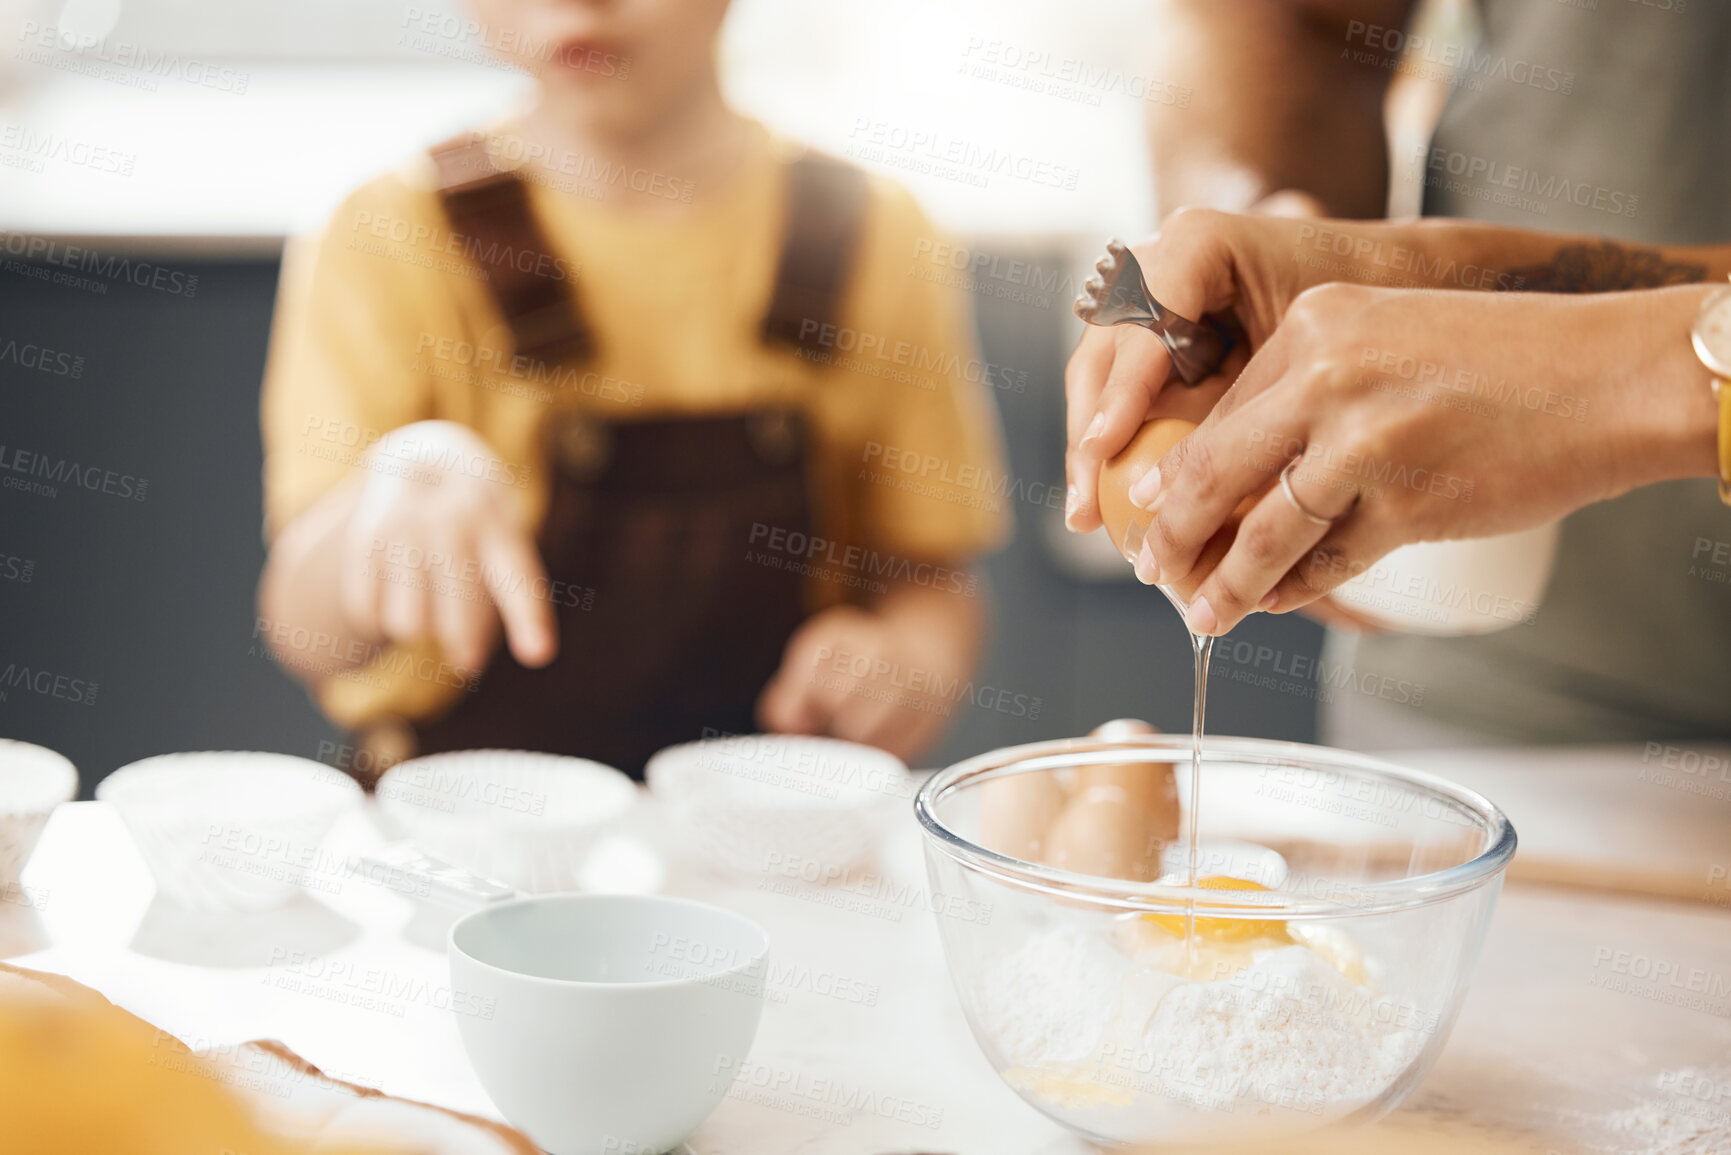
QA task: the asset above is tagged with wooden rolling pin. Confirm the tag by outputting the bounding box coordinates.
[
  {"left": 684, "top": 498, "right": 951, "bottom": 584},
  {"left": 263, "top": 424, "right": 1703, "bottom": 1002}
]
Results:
[{"left": 1264, "top": 836, "right": 1731, "bottom": 908}]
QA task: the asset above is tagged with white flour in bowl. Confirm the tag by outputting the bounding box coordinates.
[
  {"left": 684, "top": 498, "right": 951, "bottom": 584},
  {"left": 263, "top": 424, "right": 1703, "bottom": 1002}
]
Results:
[
  {"left": 981, "top": 921, "right": 1135, "bottom": 1066},
  {"left": 976, "top": 922, "right": 1425, "bottom": 1124}
]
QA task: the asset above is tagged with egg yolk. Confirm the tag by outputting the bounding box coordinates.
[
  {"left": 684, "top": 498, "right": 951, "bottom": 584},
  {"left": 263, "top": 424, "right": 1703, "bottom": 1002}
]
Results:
[{"left": 1142, "top": 876, "right": 1292, "bottom": 943}]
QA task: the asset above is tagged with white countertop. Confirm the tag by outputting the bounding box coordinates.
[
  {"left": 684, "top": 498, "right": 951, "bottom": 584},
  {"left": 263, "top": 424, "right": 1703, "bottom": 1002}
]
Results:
[
  {"left": 8, "top": 747, "right": 1731, "bottom": 1153},
  {"left": 10, "top": 797, "right": 1073, "bottom": 1154}
]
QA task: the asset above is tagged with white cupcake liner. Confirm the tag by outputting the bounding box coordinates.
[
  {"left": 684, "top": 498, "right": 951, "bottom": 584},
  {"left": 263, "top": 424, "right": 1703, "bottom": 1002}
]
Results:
[
  {"left": 646, "top": 734, "right": 913, "bottom": 881},
  {"left": 97, "top": 750, "right": 360, "bottom": 913},
  {"left": 0, "top": 739, "right": 78, "bottom": 890},
  {"left": 375, "top": 749, "right": 636, "bottom": 894}
]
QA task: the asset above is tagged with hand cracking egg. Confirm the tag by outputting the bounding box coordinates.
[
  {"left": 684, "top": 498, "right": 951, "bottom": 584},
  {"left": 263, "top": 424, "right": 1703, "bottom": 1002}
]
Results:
[{"left": 1096, "top": 419, "right": 1269, "bottom": 602}]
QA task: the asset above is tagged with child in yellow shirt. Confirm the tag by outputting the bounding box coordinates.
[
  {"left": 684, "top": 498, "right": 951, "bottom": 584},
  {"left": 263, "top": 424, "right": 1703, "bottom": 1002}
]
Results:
[{"left": 258, "top": 0, "right": 1009, "bottom": 779}]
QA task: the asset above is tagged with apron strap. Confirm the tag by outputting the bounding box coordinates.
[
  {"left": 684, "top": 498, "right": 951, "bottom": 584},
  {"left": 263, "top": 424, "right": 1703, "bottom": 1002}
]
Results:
[
  {"left": 760, "top": 151, "right": 871, "bottom": 353},
  {"left": 427, "top": 135, "right": 869, "bottom": 362},
  {"left": 428, "top": 132, "right": 596, "bottom": 364}
]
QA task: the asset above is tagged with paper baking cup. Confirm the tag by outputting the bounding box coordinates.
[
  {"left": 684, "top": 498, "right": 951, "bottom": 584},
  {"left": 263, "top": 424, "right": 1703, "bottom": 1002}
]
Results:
[
  {"left": 0, "top": 739, "right": 78, "bottom": 891},
  {"left": 375, "top": 750, "right": 637, "bottom": 894},
  {"left": 98, "top": 751, "right": 360, "bottom": 912},
  {"left": 646, "top": 734, "right": 913, "bottom": 881}
]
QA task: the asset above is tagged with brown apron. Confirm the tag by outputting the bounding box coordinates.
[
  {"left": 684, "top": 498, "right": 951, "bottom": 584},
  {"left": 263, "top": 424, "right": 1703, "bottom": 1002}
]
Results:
[{"left": 358, "top": 134, "right": 869, "bottom": 782}]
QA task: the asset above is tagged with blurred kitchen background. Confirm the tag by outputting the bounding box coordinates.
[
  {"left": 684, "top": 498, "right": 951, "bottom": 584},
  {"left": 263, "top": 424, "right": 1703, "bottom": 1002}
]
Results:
[{"left": 0, "top": 0, "right": 1467, "bottom": 794}]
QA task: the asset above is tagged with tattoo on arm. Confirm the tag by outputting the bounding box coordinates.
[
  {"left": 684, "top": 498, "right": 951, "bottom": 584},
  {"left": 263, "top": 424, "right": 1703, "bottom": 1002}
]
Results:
[{"left": 1504, "top": 241, "right": 1708, "bottom": 293}]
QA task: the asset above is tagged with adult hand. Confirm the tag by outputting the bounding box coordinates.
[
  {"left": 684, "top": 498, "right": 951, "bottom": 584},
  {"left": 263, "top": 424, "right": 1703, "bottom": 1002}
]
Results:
[
  {"left": 340, "top": 420, "right": 557, "bottom": 670},
  {"left": 1131, "top": 283, "right": 1720, "bottom": 636},
  {"left": 1065, "top": 209, "right": 1556, "bottom": 533},
  {"left": 1066, "top": 208, "right": 1305, "bottom": 534}
]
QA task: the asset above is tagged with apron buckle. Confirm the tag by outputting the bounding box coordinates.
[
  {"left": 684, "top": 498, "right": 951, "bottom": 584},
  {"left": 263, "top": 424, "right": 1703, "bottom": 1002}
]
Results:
[
  {"left": 552, "top": 414, "right": 613, "bottom": 482},
  {"left": 747, "top": 409, "right": 801, "bottom": 466}
]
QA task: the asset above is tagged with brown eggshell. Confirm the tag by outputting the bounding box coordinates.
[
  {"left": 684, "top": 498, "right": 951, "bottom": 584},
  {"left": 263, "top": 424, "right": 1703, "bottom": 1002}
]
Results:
[
  {"left": 1036, "top": 718, "right": 1179, "bottom": 882},
  {"left": 1043, "top": 785, "right": 1166, "bottom": 882},
  {"left": 1097, "top": 418, "right": 1194, "bottom": 563},
  {"left": 1097, "top": 419, "right": 1270, "bottom": 602},
  {"left": 1074, "top": 761, "right": 1180, "bottom": 849},
  {"left": 977, "top": 771, "right": 1069, "bottom": 862},
  {"left": 1075, "top": 717, "right": 1179, "bottom": 852}
]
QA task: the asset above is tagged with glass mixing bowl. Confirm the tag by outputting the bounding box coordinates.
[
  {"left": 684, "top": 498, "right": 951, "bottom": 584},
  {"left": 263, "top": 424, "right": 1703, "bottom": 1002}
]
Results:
[{"left": 914, "top": 734, "right": 1516, "bottom": 1149}]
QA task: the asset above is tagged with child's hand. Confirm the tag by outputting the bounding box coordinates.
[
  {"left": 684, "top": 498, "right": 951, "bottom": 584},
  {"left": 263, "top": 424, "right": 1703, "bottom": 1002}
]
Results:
[
  {"left": 340, "top": 420, "right": 556, "bottom": 670},
  {"left": 756, "top": 603, "right": 962, "bottom": 763}
]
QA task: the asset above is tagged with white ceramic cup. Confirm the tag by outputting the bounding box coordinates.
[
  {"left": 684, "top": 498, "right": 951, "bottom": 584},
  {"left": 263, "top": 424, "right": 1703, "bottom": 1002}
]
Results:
[
  {"left": 1335, "top": 523, "right": 1561, "bottom": 636},
  {"left": 449, "top": 893, "right": 769, "bottom": 1155}
]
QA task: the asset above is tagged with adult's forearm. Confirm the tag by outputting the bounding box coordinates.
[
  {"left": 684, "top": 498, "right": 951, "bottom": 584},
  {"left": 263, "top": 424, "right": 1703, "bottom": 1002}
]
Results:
[
  {"left": 1146, "top": 0, "right": 1411, "bottom": 218},
  {"left": 1286, "top": 216, "right": 1731, "bottom": 294}
]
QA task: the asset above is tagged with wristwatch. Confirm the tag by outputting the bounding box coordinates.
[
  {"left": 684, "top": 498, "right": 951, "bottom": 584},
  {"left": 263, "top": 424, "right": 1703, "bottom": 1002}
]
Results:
[{"left": 1689, "top": 281, "right": 1731, "bottom": 505}]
